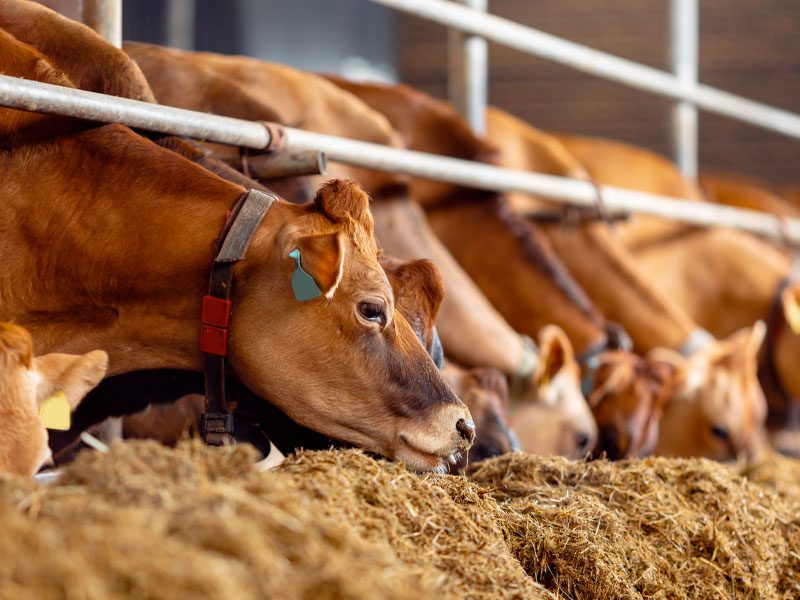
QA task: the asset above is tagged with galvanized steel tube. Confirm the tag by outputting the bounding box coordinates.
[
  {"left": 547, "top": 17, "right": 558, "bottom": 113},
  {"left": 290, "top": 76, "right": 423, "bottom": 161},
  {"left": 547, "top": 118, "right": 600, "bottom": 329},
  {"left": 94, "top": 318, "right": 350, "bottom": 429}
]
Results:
[
  {"left": 670, "top": 0, "right": 699, "bottom": 178},
  {"left": 0, "top": 75, "right": 271, "bottom": 148},
  {"left": 81, "top": 0, "right": 123, "bottom": 48},
  {"left": 447, "top": 0, "right": 488, "bottom": 134},
  {"left": 369, "top": 0, "right": 800, "bottom": 140},
  {"left": 0, "top": 74, "right": 798, "bottom": 245}
]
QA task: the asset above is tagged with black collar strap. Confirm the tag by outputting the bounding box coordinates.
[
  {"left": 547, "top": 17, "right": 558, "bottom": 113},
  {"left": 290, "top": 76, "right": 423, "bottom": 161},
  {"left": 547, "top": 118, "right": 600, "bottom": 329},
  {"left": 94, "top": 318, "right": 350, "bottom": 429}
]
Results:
[{"left": 200, "top": 188, "right": 277, "bottom": 445}]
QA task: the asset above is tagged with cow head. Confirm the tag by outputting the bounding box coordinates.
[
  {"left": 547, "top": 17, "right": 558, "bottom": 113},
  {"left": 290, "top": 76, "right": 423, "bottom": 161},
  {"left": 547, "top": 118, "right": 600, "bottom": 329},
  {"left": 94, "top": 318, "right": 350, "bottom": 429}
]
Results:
[
  {"left": 768, "top": 282, "right": 800, "bottom": 457},
  {"left": 588, "top": 351, "right": 672, "bottom": 459},
  {"left": 652, "top": 323, "right": 767, "bottom": 461},
  {"left": 509, "top": 325, "right": 598, "bottom": 458},
  {"left": 230, "top": 180, "right": 473, "bottom": 471},
  {"left": 442, "top": 364, "right": 517, "bottom": 468},
  {"left": 0, "top": 323, "right": 107, "bottom": 476}
]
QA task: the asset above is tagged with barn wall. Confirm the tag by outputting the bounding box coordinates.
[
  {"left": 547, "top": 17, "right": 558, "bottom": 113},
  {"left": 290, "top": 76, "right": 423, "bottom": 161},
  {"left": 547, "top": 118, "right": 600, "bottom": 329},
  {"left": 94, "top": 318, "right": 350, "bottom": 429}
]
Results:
[{"left": 396, "top": 0, "right": 800, "bottom": 185}]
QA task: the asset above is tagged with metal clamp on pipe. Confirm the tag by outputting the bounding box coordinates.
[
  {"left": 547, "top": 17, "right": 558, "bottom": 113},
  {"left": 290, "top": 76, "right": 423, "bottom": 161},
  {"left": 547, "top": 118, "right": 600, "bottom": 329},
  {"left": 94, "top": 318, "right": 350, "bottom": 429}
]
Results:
[
  {"left": 241, "top": 149, "right": 328, "bottom": 180},
  {"left": 524, "top": 206, "right": 630, "bottom": 226}
]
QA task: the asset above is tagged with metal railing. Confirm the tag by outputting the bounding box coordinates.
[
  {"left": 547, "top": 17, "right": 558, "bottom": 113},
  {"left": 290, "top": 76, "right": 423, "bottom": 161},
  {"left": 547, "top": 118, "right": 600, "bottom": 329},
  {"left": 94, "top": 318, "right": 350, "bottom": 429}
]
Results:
[
  {"left": 2, "top": 73, "right": 799, "bottom": 245},
  {"left": 370, "top": 0, "right": 800, "bottom": 143}
]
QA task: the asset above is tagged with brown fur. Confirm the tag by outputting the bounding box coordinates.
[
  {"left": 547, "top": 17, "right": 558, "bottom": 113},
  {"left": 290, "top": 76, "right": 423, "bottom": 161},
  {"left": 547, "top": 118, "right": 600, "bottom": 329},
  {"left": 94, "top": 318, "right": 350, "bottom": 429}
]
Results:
[
  {"left": 589, "top": 352, "right": 672, "bottom": 459},
  {"left": 122, "top": 43, "right": 540, "bottom": 386},
  {"left": 0, "top": 323, "right": 107, "bottom": 476},
  {"left": 325, "top": 78, "right": 610, "bottom": 355},
  {"left": 0, "top": 28, "right": 471, "bottom": 471},
  {"left": 0, "top": 0, "right": 155, "bottom": 103}
]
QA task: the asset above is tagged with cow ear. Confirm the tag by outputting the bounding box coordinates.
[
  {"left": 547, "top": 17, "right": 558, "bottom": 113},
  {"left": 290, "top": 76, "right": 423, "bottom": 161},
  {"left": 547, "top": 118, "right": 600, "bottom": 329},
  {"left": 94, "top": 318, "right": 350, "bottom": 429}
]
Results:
[
  {"left": 34, "top": 350, "right": 108, "bottom": 410},
  {"left": 471, "top": 367, "right": 510, "bottom": 410},
  {"left": 292, "top": 232, "right": 345, "bottom": 300},
  {"left": 384, "top": 257, "right": 445, "bottom": 337},
  {"left": 314, "top": 179, "right": 374, "bottom": 233},
  {"left": 535, "top": 325, "right": 574, "bottom": 387},
  {"left": 0, "top": 323, "right": 33, "bottom": 369},
  {"left": 781, "top": 285, "right": 800, "bottom": 335}
]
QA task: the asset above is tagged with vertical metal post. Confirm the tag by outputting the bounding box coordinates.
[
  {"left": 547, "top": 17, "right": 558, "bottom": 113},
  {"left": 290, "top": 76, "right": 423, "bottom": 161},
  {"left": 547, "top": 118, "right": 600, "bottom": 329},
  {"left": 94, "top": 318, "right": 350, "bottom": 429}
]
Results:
[
  {"left": 447, "top": 0, "right": 488, "bottom": 134},
  {"left": 81, "top": 0, "right": 123, "bottom": 48},
  {"left": 166, "top": 0, "right": 196, "bottom": 50},
  {"left": 670, "top": 0, "right": 698, "bottom": 179}
]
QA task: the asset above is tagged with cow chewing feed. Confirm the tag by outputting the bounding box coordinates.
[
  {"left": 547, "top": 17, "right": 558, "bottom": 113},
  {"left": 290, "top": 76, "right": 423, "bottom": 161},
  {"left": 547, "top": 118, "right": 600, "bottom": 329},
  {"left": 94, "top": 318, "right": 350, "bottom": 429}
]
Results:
[
  {"left": 0, "top": 26, "right": 473, "bottom": 472},
  {"left": 0, "top": 323, "right": 107, "bottom": 476},
  {"left": 651, "top": 323, "right": 768, "bottom": 461},
  {"left": 441, "top": 363, "right": 518, "bottom": 468},
  {"left": 508, "top": 326, "right": 598, "bottom": 459},
  {"left": 588, "top": 351, "right": 673, "bottom": 460}
]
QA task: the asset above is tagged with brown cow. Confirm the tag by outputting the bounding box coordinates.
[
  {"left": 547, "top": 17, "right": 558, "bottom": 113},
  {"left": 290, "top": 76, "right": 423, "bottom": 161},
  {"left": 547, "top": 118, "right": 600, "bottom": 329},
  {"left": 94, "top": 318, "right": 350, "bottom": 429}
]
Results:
[
  {"left": 0, "top": 323, "right": 107, "bottom": 476},
  {"left": 122, "top": 44, "right": 607, "bottom": 416},
  {"left": 553, "top": 133, "right": 795, "bottom": 457},
  {"left": 0, "top": 31, "right": 472, "bottom": 472},
  {"left": 588, "top": 351, "right": 672, "bottom": 459},
  {"left": 508, "top": 326, "right": 598, "bottom": 458}
]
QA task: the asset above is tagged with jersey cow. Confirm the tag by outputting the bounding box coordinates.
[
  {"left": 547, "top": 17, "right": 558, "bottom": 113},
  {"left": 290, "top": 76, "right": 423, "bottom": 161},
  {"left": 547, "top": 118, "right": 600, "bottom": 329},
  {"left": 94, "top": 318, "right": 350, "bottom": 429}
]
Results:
[
  {"left": 123, "top": 43, "right": 601, "bottom": 457},
  {"left": 0, "top": 323, "right": 107, "bottom": 476},
  {"left": 482, "top": 107, "right": 769, "bottom": 461},
  {"left": 0, "top": 26, "right": 473, "bottom": 472}
]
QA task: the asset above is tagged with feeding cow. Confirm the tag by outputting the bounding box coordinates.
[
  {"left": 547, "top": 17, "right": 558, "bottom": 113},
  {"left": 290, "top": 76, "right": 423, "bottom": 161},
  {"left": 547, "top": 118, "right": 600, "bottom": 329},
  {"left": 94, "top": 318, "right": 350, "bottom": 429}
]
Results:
[
  {"left": 0, "top": 28, "right": 473, "bottom": 472},
  {"left": 0, "top": 323, "right": 107, "bottom": 476}
]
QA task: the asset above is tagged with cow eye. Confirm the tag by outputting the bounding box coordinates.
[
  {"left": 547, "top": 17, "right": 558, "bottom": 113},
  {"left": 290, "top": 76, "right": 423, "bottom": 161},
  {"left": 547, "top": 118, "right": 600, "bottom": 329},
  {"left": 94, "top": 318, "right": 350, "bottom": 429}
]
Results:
[
  {"left": 710, "top": 425, "right": 729, "bottom": 440},
  {"left": 357, "top": 301, "right": 387, "bottom": 327}
]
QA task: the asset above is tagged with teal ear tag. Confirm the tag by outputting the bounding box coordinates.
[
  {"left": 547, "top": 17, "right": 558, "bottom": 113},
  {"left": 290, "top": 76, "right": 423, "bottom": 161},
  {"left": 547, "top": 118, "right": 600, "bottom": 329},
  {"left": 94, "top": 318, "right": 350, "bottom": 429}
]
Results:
[{"left": 289, "top": 248, "right": 322, "bottom": 302}]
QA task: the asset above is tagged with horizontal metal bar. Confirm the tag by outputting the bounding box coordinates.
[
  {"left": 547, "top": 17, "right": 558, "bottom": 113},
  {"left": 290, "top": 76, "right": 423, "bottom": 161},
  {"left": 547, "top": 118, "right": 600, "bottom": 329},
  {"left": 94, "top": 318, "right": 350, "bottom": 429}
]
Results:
[
  {"left": 0, "top": 74, "right": 798, "bottom": 245},
  {"left": 369, "top": 0, "right": 800, "bottom": 140},
  {"left": 285, "top": 128, "right": 800, "bottom": 245},
  {"left": 0, "top": 75, "right": 271, "bottom": 148}
]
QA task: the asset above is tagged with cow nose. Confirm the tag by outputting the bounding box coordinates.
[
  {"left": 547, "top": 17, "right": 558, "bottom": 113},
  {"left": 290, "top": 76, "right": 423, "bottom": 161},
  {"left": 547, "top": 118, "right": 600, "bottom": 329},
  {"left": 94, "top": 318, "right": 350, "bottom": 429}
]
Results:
[
  {"left": 574, "top": 431, "right": 591, "bottom": 452},
  {"left": 456, "top": 418, "right": 476, "bottom": 444}
]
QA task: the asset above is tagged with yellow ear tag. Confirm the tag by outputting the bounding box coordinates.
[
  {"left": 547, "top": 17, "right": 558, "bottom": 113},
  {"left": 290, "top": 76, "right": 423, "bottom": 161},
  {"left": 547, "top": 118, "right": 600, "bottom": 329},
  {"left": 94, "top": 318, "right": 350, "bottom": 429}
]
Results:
[
  {"left": 39, "top": 392, "right": 71, "bottom": 431},
  {"left": 786, "top": 297, "right": 800, "bottom": 335}
]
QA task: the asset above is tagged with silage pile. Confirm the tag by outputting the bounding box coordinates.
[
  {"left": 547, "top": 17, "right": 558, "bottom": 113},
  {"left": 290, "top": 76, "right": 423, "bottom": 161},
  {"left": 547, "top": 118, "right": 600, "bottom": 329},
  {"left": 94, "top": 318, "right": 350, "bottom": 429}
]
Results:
[{"left": 0, "top": 442, "right": 798, "bottom": 599}]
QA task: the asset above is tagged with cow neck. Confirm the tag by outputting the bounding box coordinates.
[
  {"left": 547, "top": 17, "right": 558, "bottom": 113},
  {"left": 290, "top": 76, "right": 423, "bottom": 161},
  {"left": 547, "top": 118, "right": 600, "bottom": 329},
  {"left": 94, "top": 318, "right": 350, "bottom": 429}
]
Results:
[
  {"left": 200, "top": 189, "right": 276, "bottom": 445},
  {"left": 0, "top": 126, "right": 253, "bottom": 374},
  {"left": 762, "top": 278, "right": 800, "bottom": 430}
]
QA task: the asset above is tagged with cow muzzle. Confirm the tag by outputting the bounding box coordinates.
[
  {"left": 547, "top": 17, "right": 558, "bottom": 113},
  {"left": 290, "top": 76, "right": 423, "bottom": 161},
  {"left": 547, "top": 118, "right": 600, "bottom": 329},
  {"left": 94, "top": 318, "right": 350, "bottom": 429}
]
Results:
[{"left": 396, "top": 404, "right": 475, "bottom": 472}]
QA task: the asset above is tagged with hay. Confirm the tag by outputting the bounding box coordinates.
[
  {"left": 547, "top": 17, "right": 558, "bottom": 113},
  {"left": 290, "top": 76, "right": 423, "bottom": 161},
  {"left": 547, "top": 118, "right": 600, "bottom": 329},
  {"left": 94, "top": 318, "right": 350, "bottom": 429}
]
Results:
[
  {"left": 1, "top": 442, "right": 798, "bottom": 599},
  {"left": 0, "top": 441, "right": 544, "bottom": 600},
  {"left": 279, "top": 450, "right": 546, "bottom": 600},
  {"left": 0, "top": 442, "right": 436, "bottom": 600},
  {"left": 471, "top": 454, "right": 800, "bottom": 600},
  {"left": 742, "top": 452, "right": 800, "bottom": 502}
]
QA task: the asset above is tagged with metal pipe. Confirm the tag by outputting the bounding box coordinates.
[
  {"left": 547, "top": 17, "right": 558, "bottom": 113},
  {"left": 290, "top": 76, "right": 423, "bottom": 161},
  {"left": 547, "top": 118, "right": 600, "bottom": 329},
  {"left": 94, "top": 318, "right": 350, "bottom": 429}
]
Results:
[
  {"left": 670, "top": 0, "right": 699, "bottom": 178},
  {"left": 285, "top": 127, "right": 800, "bottom": 244},
  {"left": 0, "top": 75, "right": 271, "bottom": 148},
  {"left": 0, "top": 74, "right": 798, "bottom": 244},
  {"left": 244, "top": 150, "right": 327, "bottom": 180},
  {"left": 81, "top": 0, "right": 122, "bottom": 48},
  {"left": 447, "top": 0, "right": 488, "bottom": 134},
  {"left": 165, "top": 0, "right": 197, "bottom": 50},
  {"left": 368, "top": 0, "right": 800, "bottom": 140}
]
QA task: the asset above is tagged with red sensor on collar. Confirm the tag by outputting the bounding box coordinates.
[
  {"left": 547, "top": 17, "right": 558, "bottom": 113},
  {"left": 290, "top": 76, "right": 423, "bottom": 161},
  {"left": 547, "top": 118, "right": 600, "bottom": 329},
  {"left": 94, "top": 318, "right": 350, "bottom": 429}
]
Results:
[{"left": 201, "top": 295, "right": 232, "bottom": 355}]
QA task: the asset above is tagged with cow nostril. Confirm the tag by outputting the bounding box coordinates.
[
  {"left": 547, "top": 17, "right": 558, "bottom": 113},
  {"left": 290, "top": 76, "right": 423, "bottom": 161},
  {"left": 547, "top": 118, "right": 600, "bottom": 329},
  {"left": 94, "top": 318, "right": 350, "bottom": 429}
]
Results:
[
  {"left": 456, "top": 418, "right": 476, "bottom": 444},
  {"left": 574, "top": 431, "right": 591, "bottom": 451}
]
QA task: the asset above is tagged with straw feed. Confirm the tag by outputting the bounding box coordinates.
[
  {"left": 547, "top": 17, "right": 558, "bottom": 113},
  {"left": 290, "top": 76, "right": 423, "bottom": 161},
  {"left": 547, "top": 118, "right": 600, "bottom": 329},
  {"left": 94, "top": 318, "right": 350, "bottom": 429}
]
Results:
[
  {"left": 471, "top": 454, "right": 800, "bottom": 600},
  {"left": 1, "top": 441, "right": 798, "bottom": 599}
]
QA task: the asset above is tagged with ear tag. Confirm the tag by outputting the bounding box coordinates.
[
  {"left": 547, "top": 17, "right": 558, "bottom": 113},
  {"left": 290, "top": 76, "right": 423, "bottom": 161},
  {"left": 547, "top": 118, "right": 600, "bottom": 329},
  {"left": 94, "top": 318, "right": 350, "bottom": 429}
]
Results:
[
  {"left": 39, "top": 392, "right": 71, "bottom": 431},
  {"left": 786, "top": 296, "right": 800, "bottom": 335},
  {"left": 289, "top": 248, "right": 322, "bottom": 302}
]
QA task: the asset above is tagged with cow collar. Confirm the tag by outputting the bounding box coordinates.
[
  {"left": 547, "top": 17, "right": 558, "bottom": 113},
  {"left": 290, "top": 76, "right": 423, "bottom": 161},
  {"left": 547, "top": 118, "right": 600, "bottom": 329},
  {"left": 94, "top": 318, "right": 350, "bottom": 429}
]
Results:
[{"left": 200, "top": 188, "right": 277, "bottom": 445}]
